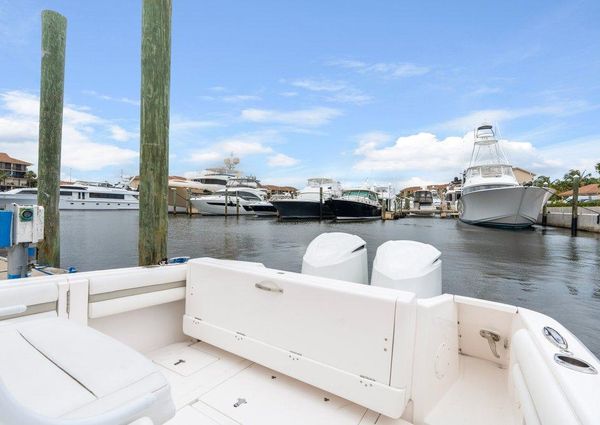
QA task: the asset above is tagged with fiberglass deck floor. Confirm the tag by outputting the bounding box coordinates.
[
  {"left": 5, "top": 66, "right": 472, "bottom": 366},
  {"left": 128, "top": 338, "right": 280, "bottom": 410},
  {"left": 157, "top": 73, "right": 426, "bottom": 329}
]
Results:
[{"left": 148, "top": 341, "right": 410, "bottom": 425}]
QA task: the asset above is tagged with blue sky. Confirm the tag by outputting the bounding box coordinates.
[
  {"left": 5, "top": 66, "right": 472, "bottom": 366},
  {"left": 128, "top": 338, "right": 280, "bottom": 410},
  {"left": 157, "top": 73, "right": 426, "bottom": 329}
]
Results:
[{"left": 1, "top": 0, "right": 599, "bottom": 188}]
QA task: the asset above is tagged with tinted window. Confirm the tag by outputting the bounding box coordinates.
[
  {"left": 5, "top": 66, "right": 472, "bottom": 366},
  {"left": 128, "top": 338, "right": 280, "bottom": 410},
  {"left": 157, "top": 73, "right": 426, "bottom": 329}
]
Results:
[{"left": 89, "top": 192, "right": 125, "bottom": 199}]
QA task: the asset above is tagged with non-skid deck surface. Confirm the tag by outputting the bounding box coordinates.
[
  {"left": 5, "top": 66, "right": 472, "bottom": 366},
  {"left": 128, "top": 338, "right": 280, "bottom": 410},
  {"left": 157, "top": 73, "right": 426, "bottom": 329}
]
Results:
[
  {"left": 148, "top": 341, "right": 409, "bottom": 425},
  {"left": 424, "top": 355, "right": 514, "bottom": 425}
]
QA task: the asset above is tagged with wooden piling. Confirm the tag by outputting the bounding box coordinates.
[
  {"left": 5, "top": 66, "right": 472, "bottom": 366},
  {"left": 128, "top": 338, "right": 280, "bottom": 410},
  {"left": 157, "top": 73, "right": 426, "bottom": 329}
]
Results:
[
  {"left": 571, "top": 176, "right": 579, "bottom": 236},
  {"left": 236, "top": 191, "right": 240, "bottom": 216},
  {"left": 37, "top": 10, "right": 67, "bottom": 267},
  {"left": 171, "top": 188, "right": 177, "bottom": 215},
  {"left": 138, "top": 0, "right": 172, "bottom": 265},
  {"left": 186, "top": 188, "right": 192, "bottom": 216},
  {"left": 319, "top": 186, "right": 323, "bottom": 221},
  {"left": 224, "top": 189, "right": 228, "bottom": 216}
]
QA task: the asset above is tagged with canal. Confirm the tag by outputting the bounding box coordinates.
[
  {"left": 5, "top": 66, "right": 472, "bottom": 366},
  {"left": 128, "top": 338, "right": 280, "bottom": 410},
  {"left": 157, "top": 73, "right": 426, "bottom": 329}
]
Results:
[{"left": 61, "top": 211, "right": 600, "bottom": 357}]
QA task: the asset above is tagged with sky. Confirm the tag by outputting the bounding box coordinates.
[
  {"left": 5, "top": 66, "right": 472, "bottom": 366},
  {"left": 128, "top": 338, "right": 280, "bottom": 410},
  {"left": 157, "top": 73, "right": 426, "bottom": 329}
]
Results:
[{"left": 1, "top": 0, "right": 600, "bottom": 189}]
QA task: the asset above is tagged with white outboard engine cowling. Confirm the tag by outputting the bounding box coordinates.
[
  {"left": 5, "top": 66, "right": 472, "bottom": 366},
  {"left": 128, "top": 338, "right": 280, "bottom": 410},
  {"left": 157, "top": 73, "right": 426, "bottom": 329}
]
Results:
[
  {"left": 302, "top": 232, "right": 368, "bottom": 284},
  {"left": 371, "top": 240, "right": 442, "bottom": 298}
]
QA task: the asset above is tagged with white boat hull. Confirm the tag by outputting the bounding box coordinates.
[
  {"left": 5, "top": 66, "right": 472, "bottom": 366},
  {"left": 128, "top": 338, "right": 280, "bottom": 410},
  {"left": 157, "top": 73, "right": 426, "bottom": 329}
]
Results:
[
  {"left": 190, "top": 198, "right": 255, "bottom": 215},
  {"left": 0, "top": 193, "right": 139, "bottom": 210},
  {"left": 459, "top": 186, "right": 548, "bottom": 228}
]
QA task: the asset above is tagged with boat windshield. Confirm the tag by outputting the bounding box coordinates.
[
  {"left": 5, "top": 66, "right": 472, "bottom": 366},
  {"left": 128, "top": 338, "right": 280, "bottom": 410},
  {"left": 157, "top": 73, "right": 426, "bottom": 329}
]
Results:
[
  {"left": 466, "top": 165, "right": 515, "bottom": 180},
  {"left": 342, "top": 190, "right": 378, "bottom": 202}
]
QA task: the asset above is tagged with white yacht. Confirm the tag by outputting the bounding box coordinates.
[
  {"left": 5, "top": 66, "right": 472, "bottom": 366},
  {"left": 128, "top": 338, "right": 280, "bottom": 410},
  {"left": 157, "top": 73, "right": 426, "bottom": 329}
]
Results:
[
  {"left": 190, "top": 187, "right": 277, "bottom": 216},
  {"left": 271, "top": 178, "right": 342, "bottom": 219},
  {"left": 0, "top": 233, "right": 597, "bottom": 425},
  {"left": 458, "top": 124, "right": 550, "bottom": 228},
  {"left": 0, "top": 183, "right": 139, "bottom": 210}
]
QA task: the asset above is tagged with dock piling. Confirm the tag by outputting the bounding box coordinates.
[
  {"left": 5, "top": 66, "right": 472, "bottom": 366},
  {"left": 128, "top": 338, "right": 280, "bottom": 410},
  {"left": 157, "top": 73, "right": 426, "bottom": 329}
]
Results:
[
  {"left": 236, "top": 192, "right": 240, "bottom": 216},
  {"left": 319, "top": 187, "right": 323, "bottom": 221},
  {"left": 138, "top": 0, "right": 172, "bottom": 265},
  {"left": 571, "top": 176, "right": 579, "bottom": 236},
  {"left": 37, "top": 10, "right": 67, "bottom": 268}
]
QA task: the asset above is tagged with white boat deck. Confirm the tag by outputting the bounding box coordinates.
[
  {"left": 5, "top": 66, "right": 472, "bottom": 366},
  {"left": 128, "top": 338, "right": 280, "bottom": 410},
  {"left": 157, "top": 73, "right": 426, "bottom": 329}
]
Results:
[{"left": 148, "top": 341, "right": 509, "bottom": 425}]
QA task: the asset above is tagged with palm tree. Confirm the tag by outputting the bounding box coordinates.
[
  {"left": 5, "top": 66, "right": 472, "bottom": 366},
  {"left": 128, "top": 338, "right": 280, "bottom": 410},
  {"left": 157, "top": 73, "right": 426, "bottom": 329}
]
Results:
[
  {"left": 24, "top": 170, "right": 37, "bottom": 187},
  {"left": 0, "top": 170, "right": 8, "bottom": 191}
]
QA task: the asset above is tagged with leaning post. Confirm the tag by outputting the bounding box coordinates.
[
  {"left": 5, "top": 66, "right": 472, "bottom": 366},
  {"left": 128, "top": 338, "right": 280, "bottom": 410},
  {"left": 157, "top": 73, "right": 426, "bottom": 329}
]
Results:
[
  {"left": 139, "top": 0, "right": 172, "bottom": 265},
  {"left": 37, "top": 10, "right": 67, "bottom": 267},
  {"left": 571, "top": 176, "right": 579, "bottom": 237}
]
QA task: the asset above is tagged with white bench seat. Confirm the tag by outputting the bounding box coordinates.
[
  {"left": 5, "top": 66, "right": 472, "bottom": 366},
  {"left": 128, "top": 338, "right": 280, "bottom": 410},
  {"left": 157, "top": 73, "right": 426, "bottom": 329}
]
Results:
[{"left": 0, "top": 318, "right": 175, "bottom": 425}]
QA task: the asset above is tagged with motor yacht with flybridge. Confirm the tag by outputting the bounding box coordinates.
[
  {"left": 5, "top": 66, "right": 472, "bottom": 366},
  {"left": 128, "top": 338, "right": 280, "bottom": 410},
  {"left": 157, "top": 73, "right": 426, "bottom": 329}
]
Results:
[
  {"left": 458, "top": 124, "right": 550, "bottom": 228},
  {"left": 0, "top": 232, "right": 598, "bottom": 425},
  {"left": 190, "top": 187, "right": 277, "bottom": 216},
  {"left": 0, "top": 182, "right": 139, "bottom": 210},
  {"left": 271, "top": 178, "right": 341, "bottom": 219}
]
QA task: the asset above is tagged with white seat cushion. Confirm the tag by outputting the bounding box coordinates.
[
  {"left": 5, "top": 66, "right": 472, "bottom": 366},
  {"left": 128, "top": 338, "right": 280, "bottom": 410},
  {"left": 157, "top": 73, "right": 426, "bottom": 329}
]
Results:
[{"left": 0, "top": 318, "right": 175, "bottom": 424}]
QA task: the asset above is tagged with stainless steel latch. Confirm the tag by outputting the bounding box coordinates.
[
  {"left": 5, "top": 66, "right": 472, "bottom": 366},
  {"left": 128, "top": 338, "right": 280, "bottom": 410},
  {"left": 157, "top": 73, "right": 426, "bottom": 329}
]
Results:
[{"left": 480, "top": 329, "right": 501, "bottom": 358}]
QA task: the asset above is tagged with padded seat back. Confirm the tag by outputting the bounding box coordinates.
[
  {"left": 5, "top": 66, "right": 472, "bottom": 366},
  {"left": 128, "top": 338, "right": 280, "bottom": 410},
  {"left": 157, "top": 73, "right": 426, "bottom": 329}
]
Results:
[{"left": 183, "top": 258, "right": 417, "bottom": 418}]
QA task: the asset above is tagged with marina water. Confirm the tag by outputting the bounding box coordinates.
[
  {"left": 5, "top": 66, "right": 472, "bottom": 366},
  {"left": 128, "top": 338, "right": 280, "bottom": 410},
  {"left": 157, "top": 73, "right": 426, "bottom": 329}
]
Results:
[{"left": 61, "top": 211, "right": 600, "bottom": 356}]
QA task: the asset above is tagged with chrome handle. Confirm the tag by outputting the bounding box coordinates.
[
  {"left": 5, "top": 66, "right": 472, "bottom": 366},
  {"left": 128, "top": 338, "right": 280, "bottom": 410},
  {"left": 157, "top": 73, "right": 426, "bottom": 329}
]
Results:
[
  {"left": 255, "top": 281, "right": 283, "bottom": 293},
  {"left": 480, "top": 329, "right": 501, "bottom": 358}
]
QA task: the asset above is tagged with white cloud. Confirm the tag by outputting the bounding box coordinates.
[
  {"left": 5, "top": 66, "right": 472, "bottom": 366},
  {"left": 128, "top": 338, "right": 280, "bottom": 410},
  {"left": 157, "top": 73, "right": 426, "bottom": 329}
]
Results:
[
  {"left": 185, "top": 131, "right": 276, "bottom": 163},
  {"left": 352, "top": 129, "right": 600, "bottom": 183},
  {"left": 267, "top": 153, "right": 299, "bottom": 167},
  {"left": 221, "top": 95, "right": 261, "bottom": 103},
  {"left": 82, "top": 90, "right": 139, "bottom": 106},
  {"left": 291, "top": 79, "right": 347, "bottom": 92},
  {"left": 329, "top": 59, "right": 430, "bottom": 79},
  {"left": 241, "top": 107, "right": 342, "bottom": 127},
  {"left": 171, "top": 117, "right": 221, "bottom": 132},
  {"left": 110, "top": 125, "right": 137, "bottom": 142},
  {"left": 354, "top": 131, "right": 392, "bottom": 155},
  {"left": 437, "top": 101, "right": 594, "bottom": 132},
  {"left": 0, "top": 90, "right": 138, "bottom": 171},
  {"left": 290, "top": 79, "right": 372, "bottom": 105},
  {"left": 279, "top": 91, "right": 298, "bottom": 97}
]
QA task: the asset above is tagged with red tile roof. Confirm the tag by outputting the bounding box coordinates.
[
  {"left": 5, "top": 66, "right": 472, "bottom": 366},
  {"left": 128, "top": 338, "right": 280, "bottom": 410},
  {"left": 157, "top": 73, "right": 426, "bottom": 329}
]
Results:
[
  {"left": 559, "top": 183, "right": 600, "bottom": 197},
  {"left": 0, "top": 152, "right": 32, "bottom": 166}
]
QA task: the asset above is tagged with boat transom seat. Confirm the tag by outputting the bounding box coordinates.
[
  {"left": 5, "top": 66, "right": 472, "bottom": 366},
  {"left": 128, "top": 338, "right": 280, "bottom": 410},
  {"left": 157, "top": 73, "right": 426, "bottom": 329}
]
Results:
[
  {"left": 0, "top": 317, "right": 175, "bottom": 425},
  {"left": 183, "top": 258, "right": 418, "bottom": 419}
]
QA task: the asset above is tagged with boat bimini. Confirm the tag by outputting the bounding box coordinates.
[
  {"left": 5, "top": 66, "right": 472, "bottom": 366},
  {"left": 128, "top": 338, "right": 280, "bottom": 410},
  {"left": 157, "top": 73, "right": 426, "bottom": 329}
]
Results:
[
  {"left": 0, "top": 232, "right": 597, "bottom": 425},
  {"left": 190, "top": 187, "right": 277, "bottom": 216},
  {"left": 458, "top": 124, "right": 550, "bottom": 228}
]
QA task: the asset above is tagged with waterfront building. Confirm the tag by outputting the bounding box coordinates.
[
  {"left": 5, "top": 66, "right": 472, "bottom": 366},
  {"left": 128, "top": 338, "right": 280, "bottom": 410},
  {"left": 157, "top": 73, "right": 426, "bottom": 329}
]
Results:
[{"left": 0, "top": 152, "right": 33, "bottom": 191}]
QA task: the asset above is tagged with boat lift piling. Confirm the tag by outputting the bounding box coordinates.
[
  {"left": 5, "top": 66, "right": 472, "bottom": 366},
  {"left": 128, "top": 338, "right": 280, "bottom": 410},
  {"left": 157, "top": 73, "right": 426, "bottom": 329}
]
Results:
[
  {"left": 571, "top": 176, "right": 579, "bottom": 236},
  {"left": 236, "top": 192, "right": 240, "bottom": 216},
  {"left": 171, "top": 188, "right": 177, "bottom": 215},
  {"left": 138, "top": 0, "right": 172, "bottom": 265},
  {"left": 319, "top": 187, "right": 323, "bottom": 221},
  {"left": 37, "top": 10, "right": 67, "bottom": 268},
  {"left": 224, "top": 189, "right": 228, "bottom": 216}
]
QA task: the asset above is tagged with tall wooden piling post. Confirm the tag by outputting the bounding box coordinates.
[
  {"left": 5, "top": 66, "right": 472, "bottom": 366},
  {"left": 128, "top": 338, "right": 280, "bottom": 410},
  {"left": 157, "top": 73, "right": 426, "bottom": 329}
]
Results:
[
  {"left": 224, "top": 189, "right": 228, "bottom": 216},
  {"left": 37, "top": 11, "right": 67, "bottom": 267},
  {"left": 236, "top": 192, "right": 240, "bottom": 216},
  {"left": 186, "top": 188, "right": 192, "bottom": 216},
  {"left": 319, "top": 186, "right": 323, "bottom": 221},
  {"left": 139, "top": 0, "right": 172, "bottom": 265},
  {"left": 571, "top": 176, "right": 579, "bottom": 237}
]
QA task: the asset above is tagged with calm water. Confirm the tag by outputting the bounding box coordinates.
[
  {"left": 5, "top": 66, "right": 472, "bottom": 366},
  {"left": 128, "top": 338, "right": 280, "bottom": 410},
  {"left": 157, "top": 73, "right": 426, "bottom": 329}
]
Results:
[{"left": 60, "top": 211, "right": 600, "bottom": 356}]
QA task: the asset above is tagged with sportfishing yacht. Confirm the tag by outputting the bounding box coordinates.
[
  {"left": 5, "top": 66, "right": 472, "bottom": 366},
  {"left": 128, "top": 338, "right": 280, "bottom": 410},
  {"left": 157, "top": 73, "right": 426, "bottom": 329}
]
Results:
[
  {"left": 412, "top": 190, "right": 436, "bottom": 216},
  {"left": 326, "top": 187, "right": 381, "bottom": 220},
  {"left": 459, "top": 125, "right": 550, "bottom": 228},
  {"left": 190, "top": 188, "right": 277, "bottom": 216},
  {"left": 0, "top": 233, "right": 597, "bottom": 425},
  {"left": 0, "top": 183, "right": 139, "bottom": 210},
  {"left": 271, "top": 178, "right": 341, "bottom": 219}
]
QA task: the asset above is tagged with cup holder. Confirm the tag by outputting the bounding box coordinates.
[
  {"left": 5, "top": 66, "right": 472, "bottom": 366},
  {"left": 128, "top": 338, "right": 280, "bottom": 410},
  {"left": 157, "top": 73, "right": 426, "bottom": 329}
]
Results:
[{"left": 554, "top": 353, "right": 598, "bottom": 374}]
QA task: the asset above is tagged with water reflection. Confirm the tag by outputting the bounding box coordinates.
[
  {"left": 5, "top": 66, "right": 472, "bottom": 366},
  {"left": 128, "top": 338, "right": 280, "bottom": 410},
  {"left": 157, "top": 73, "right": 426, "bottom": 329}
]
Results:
[{"left": 60, "top": 212, "right": 600, "bottom": 356}]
